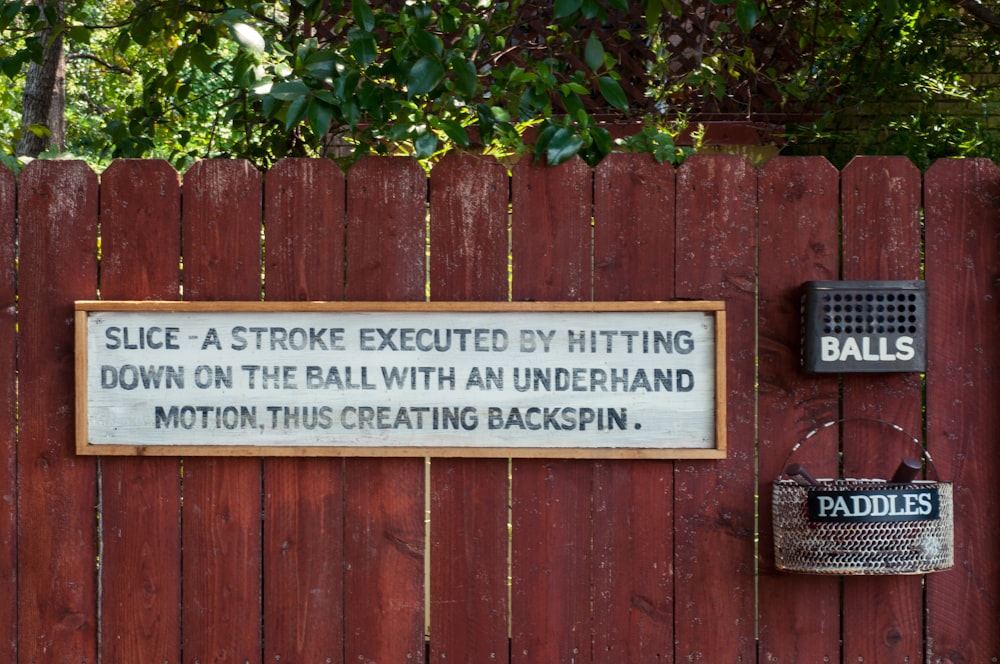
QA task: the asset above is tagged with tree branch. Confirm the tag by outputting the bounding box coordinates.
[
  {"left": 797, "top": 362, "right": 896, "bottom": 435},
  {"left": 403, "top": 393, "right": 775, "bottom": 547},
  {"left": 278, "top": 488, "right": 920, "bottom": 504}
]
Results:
[
  {"left": 950, "top": 0, "right": 1000, "bottom": 37},
  {"left": 66, "top": 52, "right": 133, "bottom": 75}
]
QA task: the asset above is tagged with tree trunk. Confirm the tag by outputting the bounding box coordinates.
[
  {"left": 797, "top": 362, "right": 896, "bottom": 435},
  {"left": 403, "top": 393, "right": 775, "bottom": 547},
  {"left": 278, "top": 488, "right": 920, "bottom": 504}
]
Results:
[{"left": 16, "top": 0, "right": 65, "bottom": 158}]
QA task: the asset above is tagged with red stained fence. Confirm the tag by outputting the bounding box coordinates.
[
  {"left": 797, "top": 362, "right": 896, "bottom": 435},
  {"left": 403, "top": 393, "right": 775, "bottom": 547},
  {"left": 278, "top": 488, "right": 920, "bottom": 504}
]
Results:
[{"left": 0, "top": 154, "right": 997, "bottom": 662}]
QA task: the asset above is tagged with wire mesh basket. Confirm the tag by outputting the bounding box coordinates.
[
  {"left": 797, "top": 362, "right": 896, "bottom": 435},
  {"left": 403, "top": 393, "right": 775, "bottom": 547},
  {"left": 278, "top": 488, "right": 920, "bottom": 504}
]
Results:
[{"left": 772, "top": 418, "right": 953, "bottom": 575}]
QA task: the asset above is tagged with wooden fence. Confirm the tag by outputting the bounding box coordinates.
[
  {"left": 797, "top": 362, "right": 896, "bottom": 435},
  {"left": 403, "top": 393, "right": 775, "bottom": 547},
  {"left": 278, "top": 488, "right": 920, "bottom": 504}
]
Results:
[{"left": 0, "top": 154, "right": 997, "bottom": 663}]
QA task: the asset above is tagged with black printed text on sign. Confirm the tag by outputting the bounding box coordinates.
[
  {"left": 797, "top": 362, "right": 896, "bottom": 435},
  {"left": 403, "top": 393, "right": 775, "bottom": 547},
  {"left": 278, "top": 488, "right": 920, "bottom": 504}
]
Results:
[{"left": 76, "top": 301, "right": 726, "bottom": 458}]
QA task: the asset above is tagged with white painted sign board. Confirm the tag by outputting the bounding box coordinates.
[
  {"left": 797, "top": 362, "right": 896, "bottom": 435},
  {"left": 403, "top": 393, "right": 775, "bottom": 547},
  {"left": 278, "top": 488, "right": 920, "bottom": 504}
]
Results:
[{"left": 76, "top": 301, "right": 726, "bottom": 458}]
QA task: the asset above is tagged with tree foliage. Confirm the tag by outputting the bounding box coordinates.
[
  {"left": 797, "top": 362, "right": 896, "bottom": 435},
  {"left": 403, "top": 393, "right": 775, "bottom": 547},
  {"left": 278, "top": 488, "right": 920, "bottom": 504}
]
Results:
[
  {"left": 2, "top": 0, "right": 1000, "bottom": 171},
  {"left": 785, "top": 0, "right": 1000, "bottom": 168},
  {"left": 0, "top": 0, "right": 701, "bottom": 169}
]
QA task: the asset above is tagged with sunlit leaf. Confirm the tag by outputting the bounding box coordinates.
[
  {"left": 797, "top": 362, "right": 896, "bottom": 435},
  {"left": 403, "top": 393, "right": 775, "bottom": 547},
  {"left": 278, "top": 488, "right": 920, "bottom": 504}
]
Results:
[
  {"left": 270, "top": 80, "right": 310, "bottom": 101},
  {"left": 414, "top": 131, "right": 438, "bottom": 158},
  {"left": 230, "top": 22, "right": 265, "bottom": 54}
]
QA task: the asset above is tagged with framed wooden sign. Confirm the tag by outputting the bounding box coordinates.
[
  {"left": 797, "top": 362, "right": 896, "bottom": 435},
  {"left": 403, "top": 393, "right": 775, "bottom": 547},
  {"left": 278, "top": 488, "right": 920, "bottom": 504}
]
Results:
[{"left": 75, "top": 301, "right": 726, "bottom": 458}]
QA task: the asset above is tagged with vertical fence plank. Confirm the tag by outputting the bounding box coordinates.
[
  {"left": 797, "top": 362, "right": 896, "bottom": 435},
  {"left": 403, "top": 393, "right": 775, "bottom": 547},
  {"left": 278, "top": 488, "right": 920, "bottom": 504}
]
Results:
[
  {"left": 509, "top": 157, "right": 593, "bottom": 664},
  {"left": 0, "top": 165, "right": 15, "bottom": 663},
  {"left": 840, "top": 156, "right": 924, "bottom": 662},
  {"left": 428, "top": 153, "right": 510, "bottom": 663},
  {"left": 673, "top": 154, "right": 757, "bottom": 662},
  {"left": 756, "top": 157, "right": 842, "bottom": 661},
  {"left": 262, "top": 158, "right": 346, "bottom": 662},
  {"left": 17, "top": 161, "right": 99, "bottom": 662},
  {"left": 925, "top": 158, "right": 1000, "bottom": 662},
  {"left": 181, "top": 159, "right": 263, "bottom": 664},
  {"left": 344, "top": 156, "right": 427, "bottom": 663},
  {"left": 428, "top": 152, "right": 509, "bottom": 303},
  {"left": 99, "top": 160, "right": 182, "bottom": 663},
  {"left": 592, "top": 153, "right": 675, "bottom": 662}
]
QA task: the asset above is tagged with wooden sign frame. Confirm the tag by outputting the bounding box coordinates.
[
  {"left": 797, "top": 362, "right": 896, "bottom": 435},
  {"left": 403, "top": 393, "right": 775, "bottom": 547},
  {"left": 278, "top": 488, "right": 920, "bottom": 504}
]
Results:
[{"left": 75, "top": 300, "right": 726, "bottom": 458}]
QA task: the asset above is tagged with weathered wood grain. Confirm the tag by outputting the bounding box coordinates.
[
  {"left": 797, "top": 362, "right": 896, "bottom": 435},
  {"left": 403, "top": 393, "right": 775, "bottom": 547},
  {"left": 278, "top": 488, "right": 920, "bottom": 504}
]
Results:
[
  {"left": 673, "top": 154, "right": 757, "bottom": 662},
  {"left": 180, "top": 159, "right": 263, "bottom": 663},
  {"left": 592, "top": 152, "right": 676, "bottom": 662},
  {"left": 17, "top": 160, "right": 99, "bottom": 662},
  {"left": 343, "top": 156, "right": 427, "bottom": 663},
  {"left": 99, "top": 159, "right": 182, "bottom": 663},
  {"left": 428, "top": 152, "right": 511, "bottom": 662},
  {"left": 262, "top": 158, "right": 346, "bottom": 662},
  {"left": 756, "top": 156, "right": 842, "bottom": 662},
  {"left": 0, "top": 164, "right": 17, "bottom": 662},
  {"left": 840, "top": 156, "right": 924, "bottom": 663},
  {"left": 925, "top": 158, "right": 1000, "bottom": 663},
  {"left": 510, "top": 156, "right": 594, "bottom": 664}
]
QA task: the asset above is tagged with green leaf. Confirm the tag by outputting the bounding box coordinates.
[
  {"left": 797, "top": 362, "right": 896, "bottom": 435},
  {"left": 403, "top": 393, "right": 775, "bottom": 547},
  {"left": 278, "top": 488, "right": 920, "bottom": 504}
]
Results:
[
  {"left": 343, "top": 100, "right": 361, "bottom": 128},
  {"left": 301, "top": 0, "right": 327, "bottom": 22},
  {"left": 1, "top": 54, "right": 25, "bottom": 78},
  {"left": 66, "top": 25, "right": 91, "bottom": 45},
  {"left": 190, "top": 43, "right": 215, "bottom": 73},
  {"left": 334, "top": 68, "right": 361, "bottom": 99},
  {"left": 537, "top": 126, "right": 584, "bottom": 165},
  {"left": 285, "top": 94, "right": 310, "bottom": 131},
  {"left": 407, "top": 56, "right": 445, "bottom": 97},
  {"left": 262, "top": 94, "right": 280, "bottom": 119},
  {"left": 0, "top": 2, "right": 21, "bottom": 32},
  {"left": 645, "top": 0, "right": 662, "bottom": 28},
  {"left": 451, "top": 57, "right": 477, "bottom": 98},
  {"left": 269, "top": 80, "right": 310, "bottom": 101},
  {"left": 559, "top": 88, "right": 586, "bottom": 118},
  {"left": 411, "top": 30, "right": 443, "bottom": 56},
  {"left": 878, "top": 0, "right": 899, "bottom": 18},
  {"left": 584, "top": 32, "right": 604, "bottom": 73},
  {"left": 352, "top": 0, "right": 376, "bottom": 32},
  {"left": 348, "top": 27, "right": 377, "bottom": 66},
  {"left": 598, "top": 76, "right": 629, "bottom": 111},
  {"left": 734, "top": 0, "right": 759, "bottom": 32},
  {"left": 518, "top": 87, "right": 548, "bottom": 119},
  {"left": 230, "top": 22, "right": 265, "bottom": 54},
  {"left": 217, "top": 9, "right": 252, "bottom": 24},
  {"left": 588, "top": 126, "right": 613, "bottom": 156},
  {"left": 26, "top": 124, "right": 51, "bottom": 138},
  {"left": 553, "top": 0, "right": 582, "bottom": 19},
  {"left": 307, "top": 97, "right": 335, "bottom": 138},
  {"left": 436, "top": 119, "right": 470, "bottom": 148},
  {"left": 414, "top": 131, "right": 438, "bottom": 159},
  {"left": 580, "top": 0, "right": 602, "bottom": 19},
  {"left": 305, "top": 51, "right": 342, "bottom": 78}
]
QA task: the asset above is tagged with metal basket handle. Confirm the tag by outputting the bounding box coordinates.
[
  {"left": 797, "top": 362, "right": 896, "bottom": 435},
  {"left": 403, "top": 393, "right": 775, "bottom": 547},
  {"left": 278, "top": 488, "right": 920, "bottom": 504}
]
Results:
[{"left": 777, "top": 416, "right": 940, "bottom": 482}]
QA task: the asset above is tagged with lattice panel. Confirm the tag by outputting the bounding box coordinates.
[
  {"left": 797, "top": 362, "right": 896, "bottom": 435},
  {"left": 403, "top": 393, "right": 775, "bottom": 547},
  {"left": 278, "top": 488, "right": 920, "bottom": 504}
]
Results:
[{"left": 310, "top": 0, "right": 815, "bottom": 121}]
